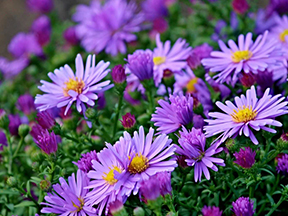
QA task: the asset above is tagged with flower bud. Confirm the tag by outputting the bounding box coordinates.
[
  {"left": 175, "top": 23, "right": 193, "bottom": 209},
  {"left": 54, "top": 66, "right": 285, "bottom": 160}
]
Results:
[
  {"left": 133, "top": 207, "right": 145, "bottom": 216},
  {"left": 120, "top": 113, "right": 136, "bottom": 133},
  {"left": 232, "top": 0, "right": 249, "bottom": 14},
  {"left": 162, "top": 69, "right": 175, "bottom": 88},
  {"left": 85, "top": 108, "right": 97, "bottom": 120},
  {"left": 112, "top": 65, "right": 126, "bottom": 84},
  {"left": 7, "top": 176, "right": 17, "bottom": 187},
  {"left": 18, "top": 124, "right": 30, "bottom": 138},
  {"left": 63, "top": 26, "right": 79, "bottom": 45},
  {"left": 233, "top": 147, "right": 256, "bottom": 169},
  {"left": 40, "top": 179, "right": 51, "bottom": 191},
  {"left": 0, "top": 110, "right": 9, "bottom": 130},
  {"left": 109, "top": 199, "right": 128, "bottom": 216}
]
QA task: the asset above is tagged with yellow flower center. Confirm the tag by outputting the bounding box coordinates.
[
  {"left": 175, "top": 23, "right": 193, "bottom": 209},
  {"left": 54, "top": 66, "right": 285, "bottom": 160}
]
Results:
[
  {"left": 231, "top": 105, "right": 257, "bottom": 123},
  {"left": 280, "top": 29, "right": 288, "bottom": 42},
  {"left": 153, "top": 56, "right": 166, "bottom": 65},
  {"left": 186, "top": 77, "right": 199, "bottom": 93},
  {"left": 102, "top": 166, "right": 122, "bottom": 185},
  {"left": 63, "top": 77, "right": 85, "bottom": 97},
  {"left": 231, "top": 50, "right": 252, "bottom": 63},
  {"left": 71, "top": 197, "right": 84, "bottom": 213},
  {"left": 128, "top": 154, "right": 149, "bottom": 174}
]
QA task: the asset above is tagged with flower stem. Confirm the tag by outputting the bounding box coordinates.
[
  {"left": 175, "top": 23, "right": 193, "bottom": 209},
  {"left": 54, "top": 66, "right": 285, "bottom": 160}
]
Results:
[
  {"left": 112, "top": 92, "right": 124, "bottom": 139},
  {"left": 13, "top": 137, "right": 24, "bottom": 158},
  {"left": 266, "top": 195, "right": 285, "bottom": 216}
]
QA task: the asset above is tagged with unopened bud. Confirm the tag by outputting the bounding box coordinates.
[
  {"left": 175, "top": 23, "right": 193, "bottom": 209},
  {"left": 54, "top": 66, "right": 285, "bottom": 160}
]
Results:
[
  {"left": 133, "top": 207, "right": 145, "bottom": 216},
  {"left": 18, "top": 124, "right": 30, "bottom": 138},
  {"left": 40, "top": 179, "right": 51, "bottom": 191},
  {"left": 85, "top": 108, "right": 97, "bottom": 120},
  {"left": 7, "top": 177, "right": 17, "bottom": 187}
]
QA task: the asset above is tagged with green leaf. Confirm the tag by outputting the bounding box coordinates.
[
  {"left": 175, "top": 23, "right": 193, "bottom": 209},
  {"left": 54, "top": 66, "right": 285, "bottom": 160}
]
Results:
[
  {"left": 26, "top": 181, "right": 31, "bottom": 196},
  {"left": 14, "top": 201, "right": 36, "bottom": 208},
  {"left": 266, "top": 193, "right": 275, "bottom": 206},
  {"left": 0, "top": 189, "right": 19, "bottom": 195},
  {"left": 5, "top": 203, "right": 14, "bottom": 211}
]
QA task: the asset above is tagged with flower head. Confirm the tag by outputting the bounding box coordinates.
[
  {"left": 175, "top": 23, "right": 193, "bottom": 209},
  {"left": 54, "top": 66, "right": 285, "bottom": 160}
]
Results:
[
  {"left": 35, "top": 54, "right": 112, "bottom": 127},
  {"left": 153, "top": 34, "right": 192, "bottom": 86},
  {"left": 85, "top": 147, "right": 124, "bottom": 215},
  {"left": 63, "top": 26, "right": 79, "bottom": 46},
  {"left": 267, "top": 0, "right": 288, "bottom": 16},
  {"left": 73, "top": 150, "right": 98, "bottom": 173},
  {"left": 141, "top": 0, "right": 168, "bottom": 22},
  {"left": 8, "top": 33, "right": 43, "bottom": 59},
  {"left": 73, "top": 0, "right": 144, "bottom": 56},
  {"left": 232, "top": 0, "right": 249, "bottom": 14},
  {"left": 234, "top": 147, "right": 256, "bottom": 168},
  {"left": 126, "top": 50, "right": 154, "bottom": 81},
  {"left": 176, "top": 127, "right": 225, "bottom": 182},
  {"left": 8, "top": 114, "right": 22, "bottom": 136},
  {"left": 202, "top": 205, "right": 222, "bottom": 216},
  {"left": 41, "top": 170, "right": 97, "bottom": 215},
  {"left": 17, "top": 94, "right": 36, "bottom": 115},
  {"left": 111, "top": 65, "right": 126, "bottom": 84},
  {"left": 27, "top": 0, "right": 53, "bottom": 13},
  {"left": 36, "top": 110, "right": 55, "bottom": 130},
  {"left": 151, "top": 94, "right": 194, "bottom": 134},
  {"left": 107, "top": 126, "right": 177, "bottom": 196},
  {"left": 0, "top": 57, "right": 29, "bottom": 78},
  {"left": 276, "top": 153, "right": 288, "bottom": 174},
  {"left": 204, "top": 86, "right": 288, "bottom": 144},
  {"left": 187, "top": 43, "right": 213, "bottom": 69},
  {"left": 34, "top": 129, "right": 58, "bottom": 155},
  {"left": 231, "top": 197, "right": 255, "bottom": 216},
  {"left": 120, "top": 113, "right": 136, "bottom": 130},
  {"left": 31, "top": 15, "right": 51, "bottom": 46},
  {"left": 202, "top": 31, "right": 286, "bottom": 84}
]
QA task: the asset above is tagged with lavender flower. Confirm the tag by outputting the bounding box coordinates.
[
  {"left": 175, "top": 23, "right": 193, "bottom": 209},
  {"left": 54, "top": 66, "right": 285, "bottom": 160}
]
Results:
[
  {"left": 202, "top": 205, "right": 222, "bottom": 216},
  {"left": 63, "top": 26, "right": 79, "bottom": 46},
  {"left": 107, "top": 126, "right": 177, "bottom": 196},
  {"left": 276, "top": 154, "right": 288, "bottom": 174},
  {"left": 8, "top": 33, "right": 43, "bottom": 58},
  {"left": 231, "top": 197, "right": 255, "bottom": 216},
  {"left": 126, "top": 50, "right": 154, "bottom": 81},
  {"left": 8, "top": 114, "right": 22, "bottom": 136},
  {"left": 0, "top": 57, "right": 29, "bottom": 78},
  {"left": 0, "top": 131, "right": 7, "bottom": 147},
  {"left": 187, "top": 43, "right": 213, "bottom": 69},
  {"left": 27, "top": 0, "right": 53, "bottom": 13},
  {"left": 151, "top": 94, "right": 194, "bottom": 134},
  {"left": 202, "top": 31, "right": 286, "bottom": 84},
  {"left": 73, "top": 0, "right": 144, "bottom": 56},
  {"left": 35, "top": 110, "right": 55, "bottom": 130},
  {"left": 267, "top": 0, "right": 288, "bottom": 16},
  {"left": 176, "top": 127, "right": 225, "bottom": 182},
  {"left": 34, "top": 129, "right": 58, "bottom": 155},
  {"left": 140, "top": 175, "right": 161, "bottom": 201},
  {"left": 73, "top": 150, "right": 98, "bottom": 173},
  {"left": 141, "top": 0, "right": 168, "bottom": 22},
  {"left": 35, "top": 54, "right": 112, "bottom": 127},
  {"left": 153, "top": 34, "right": 192, "bottom": 86},
  {"left": 31, "top": 15, "right": 51, "bottom": 46},
  {"left": 41, "top": 170, "right": 97, "bottom": 215},
  {"left": 204, "top": 86, "right": 288, "bottom": 145},
  {"left": 234, "top": 147, "right": 256, "bottom": 168},
  {"left": 17, "top": 94, "right": 36, "bottom": 115}
]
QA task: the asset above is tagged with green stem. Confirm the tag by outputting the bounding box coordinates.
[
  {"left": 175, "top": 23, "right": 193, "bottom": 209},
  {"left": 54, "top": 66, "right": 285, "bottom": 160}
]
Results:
[
  {"left": 4, "top": 131, "right": 13, "bottom": 175},
  {"left": 62, "top": 133, "right": 79, "bottom": 143},
  {"left": 112, "top": 92, "right": 124, "bottom": 139},
  {"left": 166, "top": 195, "right": 176, "bottom": 213},
  {"left": 146, "top": 88, "right": 155, "bottom": 115},
  {"left": 13, "top": 138, "right": 24, "bottom": 158},
  {"left": 16, "top": 185, "right": 41, "bottom": 212},
  {"left": 266, "top": 196, "right": 285, "bottom": 216},
  {"left": 178, "top": 173, "right": 187, "bottom": 193}
]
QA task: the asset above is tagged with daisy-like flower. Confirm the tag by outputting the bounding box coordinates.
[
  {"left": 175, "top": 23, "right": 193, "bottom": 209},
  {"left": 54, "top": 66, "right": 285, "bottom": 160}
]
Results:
[
  {"left": 201, "top": 31, "right": 286, "bottom": 84},
  {"left": 176, "top": 127, "right": 225, "bottom": 182},
  {"left": 151, "top": 94, "right": 194, "bottom": 134},
  {"left": 73, "top": 0, "right": 144, "bottom": 56},
  {"left": 107, "top": 126, "right": 177, "bottom": 196},
  {"left": 85, "top": 147, "right": 125, "bottom": 215},
  {"left": 35, "top": 54, "right": 112, "bottom": 127},
  {"left": 204, "top": 86, "right": 288, "bottom": 144},
  {"left": 153, "top": 34, "right": 192, "bottom": 86},
  {"left": 41, "top": 169, "right": 97, "bottom": 215}
]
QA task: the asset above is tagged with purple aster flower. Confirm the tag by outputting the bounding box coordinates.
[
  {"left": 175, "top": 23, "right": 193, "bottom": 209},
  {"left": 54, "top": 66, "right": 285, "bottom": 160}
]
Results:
[
  {"left": 34, "top": 129, "right": 58, "bottom": 154},
  {"left": 109, "top": 198, "right": 125, "bottom": 215},
  {"left": 73, "top": 150, "right": 98, "bottom": 173},
  {"left": 17, "top": 94, "right": 36, "bottom": 115},
  {"left": 187, "top": 43, "right": 213, "bottom": 69},
  {"left": 276, "top": 153, "right": 288, "bottom": 174},
  {"left": 31, "top": 15, "right": 51, "bottom": 46},
  {"left": 153, "top": 34, "right": 192, "bottom": 86},
  {"left": 176, "top": 127, "right": 225, "bottom": 182},
  {"left": 120, "top": 113, "right": 136, "bottom": 130},
  {"left": 41, "top": 170, "right": 97, "bottom": 215},
  {"left": 8, "top": 33, "right": 43, "bottom": 58},
  {"left": 35, "top": 54, "right": 112, "bottom": 127},
  {"left": 73, "top": 0, "right": 144, "bottom": 56},
  {"left": 140, "top": 174, "right": 161, "bottom": 201},
  {"left": 0, "top": 57, "right": 29, "bottom": 78},
  {"left": 0, "top": 131, "right": 8, "bottom": 151},
  {"left": 205, "top": 74, "right": 231, "bottom": 99},
  {"left": 231, "top": 197, "right": 255, "bottom": 216},
  {"left": 202, "top": 31, "right": 286, "bottom": 84},
  {"left": 27, "top": 0, "right": 53, "bottom": 13},
  {"left": 254, "top": 9, "right": 278, "bottom": 34},
  {"left": 35, "top": 110, "right": 55, "bottom": 130},
  {"left": 141, "top": 0, "right": 168, "bottom": 22},
  {"left": 107, "top": 126, "right": 177, "bottom": 196},
  {"left": 211, "top": 20, "right": 227, "bottom": 42},
  {"left": 111, "top": 65, "right": 126, "bottom": 84},
  {"left": 234, "top": 147, "right": 256, "bottom": 168},
  {"left": 204, "top": 86, "right": 288, "bottom": 144},
  {"left": 202, "top": 205, "right": 222, "bottom": 216},
  {"left": 85, "top": 147, "right": 125, "bottom": 215},
  {"left": 126, "top": 49, "right": 154, "bottom": 81},
  {"left": 151, "top": 94, "right": 194, "bottom": 134},
  {"left": 63, "top": 26, "right": 79, "bottom": 46},
  {"left": 154, "top": 172, "right": 172, "bottom": 197},
  {"left": 8, "top": 114, "right": 22, "bottom": 136}
]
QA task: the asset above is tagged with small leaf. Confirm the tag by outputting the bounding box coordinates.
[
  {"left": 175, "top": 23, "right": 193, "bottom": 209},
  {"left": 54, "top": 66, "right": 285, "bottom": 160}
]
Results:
[
  {"left": 0, "top": 189, "right": 19, "bottom": 195},
  {"left": 14, "top": 201, "right": 36, "bottom": 208},
  {"left": 266, "top": 193, "right": 275, "bottom": 205},
  {"left": 26, "top": 181, "right": 31, "bottom": 196}
]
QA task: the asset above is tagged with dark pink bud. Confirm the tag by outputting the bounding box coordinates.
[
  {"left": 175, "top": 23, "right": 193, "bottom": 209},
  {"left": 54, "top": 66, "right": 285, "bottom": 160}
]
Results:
[
  {"left": 111, "top": 65, "right": 126, "bottom": 84},
  {"left": 232, "top": 0, "right": 249, "bottom": 14},
  {"left": 120, "top": 113, "right": 136, "bottom": 129}
]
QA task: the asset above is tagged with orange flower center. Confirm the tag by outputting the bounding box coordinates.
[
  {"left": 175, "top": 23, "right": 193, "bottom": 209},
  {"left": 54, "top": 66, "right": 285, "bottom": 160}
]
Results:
[
  {"left": 280, "top": 29, "right": 288, "bottom": 42},
  {"left": 63, "top": 77, "right": 85, "bottom": 97},
  {"left": 232, "top": 50, "right": 252, "bottom": 63},
  {"left": 231, "top": 105, "right": 257, "bottom": 123},
  {"left": 128, "top": 154, "right": 149, "bottom": 174}
]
